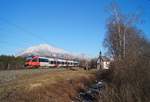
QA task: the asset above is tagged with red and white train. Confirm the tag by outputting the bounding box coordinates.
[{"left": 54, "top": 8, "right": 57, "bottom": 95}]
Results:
[{"left": 25, "top": 56, "right": 79, "bottom": 68}]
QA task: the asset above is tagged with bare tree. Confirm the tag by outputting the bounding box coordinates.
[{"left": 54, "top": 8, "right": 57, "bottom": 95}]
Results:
[
  {"left": 98, "top": 2, "right": 150, "bottom": 102},
  {"left": 104, "top": 2, "right": 142, "bottom": 60}
]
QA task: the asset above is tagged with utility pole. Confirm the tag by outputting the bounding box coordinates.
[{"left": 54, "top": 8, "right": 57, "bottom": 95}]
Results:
[
  {"left": 99, "top": 51, "right": 102, "bottom": 69},
  {"left": 123, "top": 31, "right": 126, "bottom": 58},
  {"left": 97, "top": 51, "right": 102, "bottom": 70},
  {"left": 123, "top": 26, "right": 127, "bottom": 58}
]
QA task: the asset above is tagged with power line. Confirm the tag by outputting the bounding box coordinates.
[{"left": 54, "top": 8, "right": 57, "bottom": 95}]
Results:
[
  {"left": 0, "top": 17, "right": 65, "bottom": 56},
  {"left": 0, "top": 17, "right": 50, "bottom": 45}
]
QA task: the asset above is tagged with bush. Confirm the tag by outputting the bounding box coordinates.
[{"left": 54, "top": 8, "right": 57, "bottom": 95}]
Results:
[{"left": 98, "top": 56, "right": 150, "bottom": 102}]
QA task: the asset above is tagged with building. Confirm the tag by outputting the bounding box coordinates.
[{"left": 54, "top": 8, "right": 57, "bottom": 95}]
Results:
[{"left": 97, "top": 56, "right": 110, "bottom": 70}]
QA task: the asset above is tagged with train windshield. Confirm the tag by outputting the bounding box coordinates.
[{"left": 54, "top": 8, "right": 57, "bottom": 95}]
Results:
[
  {"left": 39, "top": 58, "right": 49, "bottom": 62},
  {"left": 26, "top": 59, "right": 31, "bottom": 62},
  {"left": 26, "top": 57, "right": 32, "bottom": 62}
]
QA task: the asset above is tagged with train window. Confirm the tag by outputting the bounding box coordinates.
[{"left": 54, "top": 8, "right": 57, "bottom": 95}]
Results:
[
  {"left": 32, "top": 58, "right": 37, "bottom": 62},
  {"left": 26, "top": 57, "right": 32, "bottom": 62},
  {"left": 39, "top": 58, "right": 49, "bottom": 62},
  {"left": 57, "top": 61, "right": 60, "bottom": 64},
  {"left": 54, "top": 61, "right": 56, "bottom": 64},
  {"left": 50, "top": 61, "right": 54, "bottom": 64},
  {"left": 26, "top": 59, "right": 31, "bottom": 62}
]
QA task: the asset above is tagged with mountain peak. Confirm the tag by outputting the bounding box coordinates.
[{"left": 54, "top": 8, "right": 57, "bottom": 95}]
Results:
[
  {"left": 19, "top": 44, "right": 67, "bottom": 57},
  {"left": 18, "top": 44, "right": 91, "bottom": 60}
]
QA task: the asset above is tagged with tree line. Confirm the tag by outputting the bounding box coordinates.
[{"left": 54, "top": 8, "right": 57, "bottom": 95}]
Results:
[{"left": 0, "top": 55, "right": 25, "bottom": 70}]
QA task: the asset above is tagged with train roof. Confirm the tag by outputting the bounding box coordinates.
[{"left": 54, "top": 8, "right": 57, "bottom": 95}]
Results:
[{"left": 26, "top": 56, "right": 79, "bottom": 62}]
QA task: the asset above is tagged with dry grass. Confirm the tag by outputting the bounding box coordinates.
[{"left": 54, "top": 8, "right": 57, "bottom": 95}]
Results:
[
  {"left": 0, "top": 68, "right": 66, "bottom": 84},
  {"left": 0, "top": 69, "right": 96, "bottom": 102}
]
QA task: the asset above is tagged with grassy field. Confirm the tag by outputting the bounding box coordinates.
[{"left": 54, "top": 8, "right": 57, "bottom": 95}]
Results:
[
  {"left": 0, "top": 68, "right": 66, "bottom": 84},
  {"left": 0, "top": 68, "right": 96, "bottom": 102}
]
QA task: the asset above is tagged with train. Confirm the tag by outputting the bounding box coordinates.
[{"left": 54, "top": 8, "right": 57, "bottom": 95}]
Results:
[{"left": 25, "top": 56, "right": 79, "bottom": 68}]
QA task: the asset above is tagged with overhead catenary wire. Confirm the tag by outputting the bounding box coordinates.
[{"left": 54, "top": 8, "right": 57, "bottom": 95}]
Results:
[
  {"left": 0, "top": 17, "right": 70, "bottom": 57},
  {"left": 0, "top": 17, "right": 55, "bottom": 46},
  {"left": 0, "top": 17, "right": 51, "bottom": 55}
]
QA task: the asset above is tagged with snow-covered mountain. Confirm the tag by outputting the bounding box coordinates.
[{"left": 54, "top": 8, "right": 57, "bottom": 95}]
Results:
[{"left": 18, "top": 44, "right": 90, "bottom": 60}]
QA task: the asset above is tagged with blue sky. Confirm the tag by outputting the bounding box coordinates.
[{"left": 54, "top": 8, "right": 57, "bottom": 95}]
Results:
[{"left": 0, "top": 0, "right": 150, "bottom": 57}]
